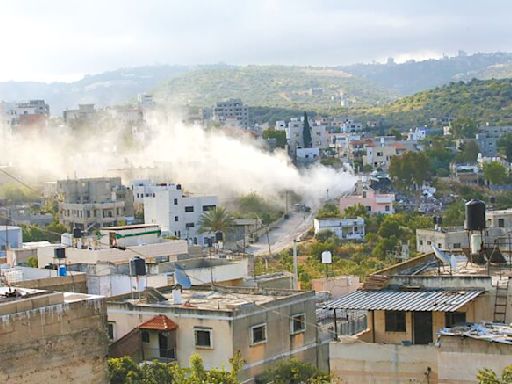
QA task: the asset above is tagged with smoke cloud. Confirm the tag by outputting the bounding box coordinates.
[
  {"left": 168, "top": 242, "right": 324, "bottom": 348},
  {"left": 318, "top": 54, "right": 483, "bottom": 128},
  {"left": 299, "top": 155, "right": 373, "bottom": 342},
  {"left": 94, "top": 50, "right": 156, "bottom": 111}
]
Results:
[{"left": 0, "top": 112, "right": 356, "bottom": 205}]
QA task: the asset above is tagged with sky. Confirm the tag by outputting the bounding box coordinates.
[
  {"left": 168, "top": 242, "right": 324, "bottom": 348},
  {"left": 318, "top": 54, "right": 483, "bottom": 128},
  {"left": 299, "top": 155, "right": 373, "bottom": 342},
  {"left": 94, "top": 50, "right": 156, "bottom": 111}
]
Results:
[{"left": 1, "top": 0, "right": 512, "bottom": 82}]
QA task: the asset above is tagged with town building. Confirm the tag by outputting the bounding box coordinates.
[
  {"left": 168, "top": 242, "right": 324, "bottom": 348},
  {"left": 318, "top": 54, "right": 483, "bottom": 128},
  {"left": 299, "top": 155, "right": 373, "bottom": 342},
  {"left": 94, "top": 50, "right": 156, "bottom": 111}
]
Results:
[
  {"left": 0, "top": 287, "right": 108, "bottom": 383},
  {"left": 363, "top": 140, "right": 408, "bottom": 170},
  {"left": 0, "top": 99, "right": 49, "bottom": 129},
  {"left": 326, "top": 252, "right": 512, "bottom": 384},
  {"left": 63, "top": 103, "right": 97, "bottom": 124},
  {"left": 0, "top": 204, "right": 53, "bottom": 227},
  {"left": 296, "top": 147, "right": 320, "bottom": 164},
  {"left": 406, "top": 126, "right": 427, "bottom": 141},
  {"left": 57, "top": 177, "right": 134, "bottom": 230},
  {"left": 0, "top": 225, "right": 22, "bottom": 258},
  {"left": 339, "top": 185, "right": 395, "bottom": 214},
  {"left": 143, "top": 183, "right": 218, "bottom": 245},
  {"left": 476, "top": 125, "right": 512, "bottom": 157},
  {"left": 313, "top": 218, "right": 365, "bottom": 241},
  {"left": 107, "top": 285, "right": 324, "bottom": 383},
  {"left": 212, "top": 98, "right": 249, "bottom": 129}
]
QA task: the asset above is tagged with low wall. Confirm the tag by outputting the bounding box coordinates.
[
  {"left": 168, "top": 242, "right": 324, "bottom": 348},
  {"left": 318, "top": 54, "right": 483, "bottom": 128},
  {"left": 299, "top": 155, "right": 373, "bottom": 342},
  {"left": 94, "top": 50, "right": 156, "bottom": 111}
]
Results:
[{"left": 330, "top": 341, "right": 438, "bottom": 384}]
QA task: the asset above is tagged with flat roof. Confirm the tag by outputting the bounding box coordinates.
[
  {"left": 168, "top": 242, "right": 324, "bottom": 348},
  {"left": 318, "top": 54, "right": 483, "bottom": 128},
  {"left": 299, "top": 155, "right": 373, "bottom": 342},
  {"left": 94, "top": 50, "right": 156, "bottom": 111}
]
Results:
[
  {"left": 439, "top": 323, "right": 512, "bottom": 344},
  {"left": 100, "top": 224, "right": 160, "bottom": 231},
  {"left": 324, "top": 289, "right": 483, "bottom": 312}
]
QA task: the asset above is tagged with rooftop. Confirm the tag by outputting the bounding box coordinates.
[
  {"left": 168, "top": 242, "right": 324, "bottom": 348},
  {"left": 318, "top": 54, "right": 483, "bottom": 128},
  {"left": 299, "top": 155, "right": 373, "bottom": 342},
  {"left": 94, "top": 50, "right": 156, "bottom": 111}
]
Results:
[
  {"left": 439, "top": 322, "right": 512, "bottom": 344},
  {"left": 324, "top": 289, "right": 483, "bottom": 312},
  {"left": 138, "top": 314, "right": 178, "bottom": 331},
  {"left": 110, "top": 286, "right": 310, "bottom": 313}
]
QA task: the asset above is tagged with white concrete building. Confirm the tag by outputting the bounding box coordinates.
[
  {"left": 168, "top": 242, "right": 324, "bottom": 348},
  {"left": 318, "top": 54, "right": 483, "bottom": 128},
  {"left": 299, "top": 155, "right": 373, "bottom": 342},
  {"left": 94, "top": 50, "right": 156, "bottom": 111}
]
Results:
[
  {"left": 407, "top": 127, "right": 427, "bottom": 141},
  {"left": 313, "top": 218, "right": 365, "bottom": 241},
  {"left": 143, "top": 184, "right": 218, "bottom": 245},
  {"left": 212, "top": 98, "right": 249, "bottom": 129},
  {"left": 296, "top": 147, "right": 320, "bottom": 164}
]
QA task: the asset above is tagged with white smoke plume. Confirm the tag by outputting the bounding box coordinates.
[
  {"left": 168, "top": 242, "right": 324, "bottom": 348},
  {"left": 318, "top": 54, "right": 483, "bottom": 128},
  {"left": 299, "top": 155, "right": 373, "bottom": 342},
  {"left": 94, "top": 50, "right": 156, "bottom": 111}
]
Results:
[{"left": 0, "top": 112, "right": 356, "bottom": 204}]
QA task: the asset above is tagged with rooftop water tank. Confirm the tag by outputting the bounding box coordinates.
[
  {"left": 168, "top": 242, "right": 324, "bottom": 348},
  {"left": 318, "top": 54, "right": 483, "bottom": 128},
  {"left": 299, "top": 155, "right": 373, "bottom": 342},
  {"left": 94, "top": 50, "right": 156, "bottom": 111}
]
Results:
[
  {"left": 129, "top": 256, "right": 146, "bottom": 276},
  {"left": 465, "top": 199, "right": 486, "bottom": 231}
]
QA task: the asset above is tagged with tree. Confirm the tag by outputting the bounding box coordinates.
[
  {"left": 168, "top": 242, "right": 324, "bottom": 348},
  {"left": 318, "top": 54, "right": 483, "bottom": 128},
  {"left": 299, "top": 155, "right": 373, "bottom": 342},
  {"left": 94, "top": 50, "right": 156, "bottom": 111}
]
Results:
[
  {"left": 389, "top": 151, "right": 432, "bottom": 187},
  {"left": 498, "top": 133, "right": 512, "bottom": 162},
  {"left": 482, "top": 161, "right": 508, "bottom": 185},
  {"left": 198, "top": 206, "right": 235, "bottom": 236},
  {"left": 477, "top": 364, "right": 512, "bottom": 384},
  {"left": 262, "top": 129, "right": 287, "bottom": 148},
  {"left": 303, "top": 112, "right": 312, "bottom": 148},
  {"left": 455, "top": 140, "right": 480, "bottom": 163},
  {"left": 388, "top": 128, "right": 403, "bottom": 140},
  {"left": 342, "top": 203, "right": 369, "bottom": 219},
  {"left": 316, "top": 203, "right": 341, "bottom": 219},
  {"left": 451, "top": 117, "right": 477, "bottom": 139},
  {"left": 258, "top": 358, "right": 331, "bottom": 384}
]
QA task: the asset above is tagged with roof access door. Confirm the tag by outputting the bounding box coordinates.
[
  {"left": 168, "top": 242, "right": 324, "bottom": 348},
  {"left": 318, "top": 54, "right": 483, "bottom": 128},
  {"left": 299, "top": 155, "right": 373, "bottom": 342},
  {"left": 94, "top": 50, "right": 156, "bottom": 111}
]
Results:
[{"left": 413, "top": 311, "right": 433, "bottom": 344}]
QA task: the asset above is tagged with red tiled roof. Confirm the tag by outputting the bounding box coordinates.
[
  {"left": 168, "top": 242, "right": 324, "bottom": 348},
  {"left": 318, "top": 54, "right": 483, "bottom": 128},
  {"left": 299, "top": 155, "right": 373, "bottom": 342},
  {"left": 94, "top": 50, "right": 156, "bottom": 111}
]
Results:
[{"left": 138, "top": 315, "right": 177, "bottom": 331}]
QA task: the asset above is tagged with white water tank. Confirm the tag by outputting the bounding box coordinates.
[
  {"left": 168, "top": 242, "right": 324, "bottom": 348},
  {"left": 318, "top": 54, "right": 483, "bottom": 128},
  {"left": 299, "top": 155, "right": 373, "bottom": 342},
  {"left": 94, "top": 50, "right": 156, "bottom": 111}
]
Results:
[
  {"left": 470, "top": 233, "right": 482, "bottom": 255},
  {"left": 61, "top": 233, "right": 73, "bottom": 247}
]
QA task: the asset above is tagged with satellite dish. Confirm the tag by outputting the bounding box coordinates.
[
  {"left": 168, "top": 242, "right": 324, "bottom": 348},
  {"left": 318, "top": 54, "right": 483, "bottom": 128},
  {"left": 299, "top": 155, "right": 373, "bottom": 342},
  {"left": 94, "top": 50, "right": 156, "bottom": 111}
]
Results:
[
  {"left": 321, "top": 251, "right": 332, "bottom": 264},
  {"left": 432, "top": 245, "right": 450, "bottom": 266},
  {"left": 174, "top": 265, "right": 191, "bottom": 289}
]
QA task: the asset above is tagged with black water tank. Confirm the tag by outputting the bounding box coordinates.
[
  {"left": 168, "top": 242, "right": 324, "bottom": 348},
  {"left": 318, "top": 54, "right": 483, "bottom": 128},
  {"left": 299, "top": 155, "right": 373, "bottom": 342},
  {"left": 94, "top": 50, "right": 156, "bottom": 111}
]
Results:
[
  {"left": 465, "top": 199, "right": 486, "bottom": 231},
  {"left": 129, "top": 256, "right": 146, "bottom": 276},
  {"left": 73, "top": 227, "right": 82, "bottom": 239},
  {"left": 54, "top": 247, "right": 66, "bottom": 259}
]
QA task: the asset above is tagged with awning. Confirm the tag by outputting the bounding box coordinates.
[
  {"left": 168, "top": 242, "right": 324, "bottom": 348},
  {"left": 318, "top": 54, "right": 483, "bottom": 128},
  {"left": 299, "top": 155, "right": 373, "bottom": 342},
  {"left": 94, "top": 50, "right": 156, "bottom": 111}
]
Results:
[
  {"left": 138, "top": 315, "right": 177, "bottom": 331},
  {"left": 324, "top": 290, "right": 483, "bottom": 312}
]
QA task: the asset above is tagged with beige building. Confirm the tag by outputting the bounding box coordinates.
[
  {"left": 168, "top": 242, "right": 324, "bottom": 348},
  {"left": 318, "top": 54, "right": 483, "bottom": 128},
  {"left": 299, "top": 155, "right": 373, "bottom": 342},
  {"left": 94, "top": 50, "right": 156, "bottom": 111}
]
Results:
[
  {"left": 57, "top": 177, "right": 134, "bottom": 230},
  {"left": 327, "top": 252, "right": 512, "bottom": 384},
  {"left": 0, "top": 287, "right": 108, "bottom": 383},
  {"left": 107, "top": 286, "right": 324, "bottom": 383}
]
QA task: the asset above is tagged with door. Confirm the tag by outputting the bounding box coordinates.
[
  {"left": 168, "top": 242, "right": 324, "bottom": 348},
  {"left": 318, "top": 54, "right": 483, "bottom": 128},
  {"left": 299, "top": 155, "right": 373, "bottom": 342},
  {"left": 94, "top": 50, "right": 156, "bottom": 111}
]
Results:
[
  {"left": 158, "top": 332, "right": 169, "bottom": 358},
  {"left": 413, "top": 312, "right": 433, "bottom": 344}
]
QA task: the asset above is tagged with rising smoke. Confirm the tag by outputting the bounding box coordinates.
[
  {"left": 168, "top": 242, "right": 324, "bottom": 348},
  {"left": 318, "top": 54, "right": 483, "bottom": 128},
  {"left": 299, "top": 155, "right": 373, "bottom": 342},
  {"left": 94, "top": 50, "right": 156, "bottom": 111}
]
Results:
[{"left": 0, "top": 112, "right": 356, "bottom": 204}]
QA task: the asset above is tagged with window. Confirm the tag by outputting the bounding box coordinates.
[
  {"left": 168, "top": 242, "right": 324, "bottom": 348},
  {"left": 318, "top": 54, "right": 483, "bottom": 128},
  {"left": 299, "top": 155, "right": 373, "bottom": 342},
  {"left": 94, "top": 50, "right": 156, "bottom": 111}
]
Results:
[
  {"left": 194, "top": 328, "right": 212, "bottom": 348},
  {"left": 291, "top": 314, "right": 305, "bottom": 334},
  {"left": 107, "top": 322, "right": 115, "bottom": 340},
  {"left": 419, "top": 240, "right": 424, "bottom": 245},
  {"left": 174, "top": 216, "right": 179, "bottom": 222},
  {"left": 141, "top": 330, "right": 150, "bottom": 343},
  {"left": 185, "top": 206, "right": 194, "bottom": 213},
  {"left": 174, "top": 198, "right": 178, "bottom": 205},
  {"left": 385, "top": 205, "right": 390, "bottom": 212},
  {"left": 445, "top": 312, "right": 466, "bottom": 328},
  {"left": 203, "top": 205, "right": 216, "bottom": 212},
  {"left": 185, "top": 223, "right": 195, "bottom": 228},
  {"left": 366, "top": 206, "right": 371, "bottom": 212},
  {"left": 499, "top": 218, "right": 505, "bottom": 228},
  {"left": 437, "top": 243, "right": 442, "bottom": 248},
  {"left": 251, "top": 324, "right": 267, "bottom": 345},
  {"left": 453, "top": 243, "right": 461, "bottom": 248},
  {"left": 426, "top": 241, "right": 431, "bottom": 245},
  {"left": 384, "top": 311, "right": 406, "bottom": 332}
]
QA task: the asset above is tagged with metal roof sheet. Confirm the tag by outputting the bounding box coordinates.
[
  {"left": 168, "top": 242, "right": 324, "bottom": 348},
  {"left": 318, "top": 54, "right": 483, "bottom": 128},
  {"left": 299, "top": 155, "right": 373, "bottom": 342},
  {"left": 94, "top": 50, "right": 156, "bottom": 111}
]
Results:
[{"left": 324, "top": 290, "right": 483, "bottom": 312}]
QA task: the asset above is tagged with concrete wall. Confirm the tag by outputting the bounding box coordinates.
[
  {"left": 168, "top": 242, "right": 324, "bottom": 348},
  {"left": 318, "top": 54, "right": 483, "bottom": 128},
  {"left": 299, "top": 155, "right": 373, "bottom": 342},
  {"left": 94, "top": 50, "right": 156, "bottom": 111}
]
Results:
[
  {"left": 14, "top": 273, "right": 88, "bottom": 293},
  {"left": 330, "top": 342, "right": 438, "bottom": 384},
  {"left": 0, "top": 294, "right": 108, "bottom": 383},
  {"left": 311, "top": 275, "right": 360, "bottom": 297},
  {"left": 330, "top": 335, "right": 512, "bottom": 384}
]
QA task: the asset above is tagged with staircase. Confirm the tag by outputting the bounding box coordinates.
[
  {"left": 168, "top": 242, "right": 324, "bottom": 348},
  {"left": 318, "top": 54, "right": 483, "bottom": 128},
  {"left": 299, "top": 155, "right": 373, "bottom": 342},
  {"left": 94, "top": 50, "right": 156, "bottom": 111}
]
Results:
[{"left": 493, "top": 277, "right": 510, "bottom": 323}]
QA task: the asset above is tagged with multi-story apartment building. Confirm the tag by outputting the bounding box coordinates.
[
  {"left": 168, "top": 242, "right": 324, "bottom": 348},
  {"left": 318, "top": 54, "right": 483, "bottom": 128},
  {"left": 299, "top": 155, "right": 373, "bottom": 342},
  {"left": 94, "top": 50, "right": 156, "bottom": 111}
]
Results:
[
  {"left": 476, "top": 125, "right": 512, "bottom": 157},
  {"left": 63, "top": 103, "right": 96, "bottom": 124},
  {"left": 107, "top": 286, "right": 323, "bottom": 383},
  {"left": 143, "top": 183, "right": 217, "bottom": 245},
  {"left": 0, "top": 99, "right": 49, "bottom": 128},
  {"left": 276, "top": 117, "right": 329, "bottom": 154},
  {"left": 57, "top": 177, "right": 134, "bottom": 230},
  {"left": 212, "top": 98, "right": 249, "bottom": 129}
]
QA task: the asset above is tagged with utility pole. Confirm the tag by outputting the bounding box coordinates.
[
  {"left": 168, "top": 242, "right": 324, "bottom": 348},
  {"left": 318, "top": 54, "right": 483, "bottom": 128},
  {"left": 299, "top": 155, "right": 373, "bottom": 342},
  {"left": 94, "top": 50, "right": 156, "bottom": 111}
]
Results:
[{"left": 293, "top": 240, "right": 299, "bottom": 289}]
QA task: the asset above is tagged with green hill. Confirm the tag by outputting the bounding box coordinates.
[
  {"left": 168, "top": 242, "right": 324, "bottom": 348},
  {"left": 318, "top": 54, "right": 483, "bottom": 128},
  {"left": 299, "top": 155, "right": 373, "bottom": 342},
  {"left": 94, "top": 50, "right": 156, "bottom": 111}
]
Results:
[
  {"left": 155, "top": 65, "right": 395, "bottom": 110},
  {"left": 356, "top": 78, "right": 512, "bottom": 128}
]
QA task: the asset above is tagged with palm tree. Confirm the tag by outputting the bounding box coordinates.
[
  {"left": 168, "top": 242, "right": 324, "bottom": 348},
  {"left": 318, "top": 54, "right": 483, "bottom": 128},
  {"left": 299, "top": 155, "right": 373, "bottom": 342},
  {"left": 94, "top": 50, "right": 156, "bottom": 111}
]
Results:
[{"left": 198, "top": 206, "right": 235, "bottom": 237}]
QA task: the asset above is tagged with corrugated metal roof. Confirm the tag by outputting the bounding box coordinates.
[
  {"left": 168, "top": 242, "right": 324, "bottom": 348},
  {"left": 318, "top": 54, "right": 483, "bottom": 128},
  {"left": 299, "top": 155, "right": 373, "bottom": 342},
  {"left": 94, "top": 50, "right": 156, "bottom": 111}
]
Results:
[{"left": 324, "top": 290, "right": 483, "bottom": 312}]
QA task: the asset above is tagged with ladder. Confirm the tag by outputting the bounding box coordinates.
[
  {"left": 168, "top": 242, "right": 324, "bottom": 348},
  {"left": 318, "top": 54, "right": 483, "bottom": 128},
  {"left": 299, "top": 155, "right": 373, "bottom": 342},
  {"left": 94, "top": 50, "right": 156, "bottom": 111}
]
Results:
[{"left": 493, "top": 277, "right": 509, "bottom": 323}]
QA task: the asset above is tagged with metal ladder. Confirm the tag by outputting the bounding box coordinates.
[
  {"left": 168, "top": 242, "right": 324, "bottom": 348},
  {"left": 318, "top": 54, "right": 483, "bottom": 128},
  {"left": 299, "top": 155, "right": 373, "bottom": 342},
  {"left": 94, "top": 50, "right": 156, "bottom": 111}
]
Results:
[{"left": 493, "top": 277, "right": 509, "bottom": 323}]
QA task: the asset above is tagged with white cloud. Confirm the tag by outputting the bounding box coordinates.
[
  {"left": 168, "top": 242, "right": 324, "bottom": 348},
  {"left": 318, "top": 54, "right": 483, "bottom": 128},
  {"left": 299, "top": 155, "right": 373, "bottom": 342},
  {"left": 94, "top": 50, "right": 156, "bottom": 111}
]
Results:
[{"left": 0, "top": 0, "right": 511, "bottom": 81}]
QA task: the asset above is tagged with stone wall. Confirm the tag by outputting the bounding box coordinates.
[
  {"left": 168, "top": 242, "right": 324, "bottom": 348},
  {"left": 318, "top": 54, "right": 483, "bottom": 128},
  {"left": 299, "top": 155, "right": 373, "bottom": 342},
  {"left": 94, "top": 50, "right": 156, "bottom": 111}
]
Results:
[{"left": 0, "top": 295, "right": 109, "bottom": 383}]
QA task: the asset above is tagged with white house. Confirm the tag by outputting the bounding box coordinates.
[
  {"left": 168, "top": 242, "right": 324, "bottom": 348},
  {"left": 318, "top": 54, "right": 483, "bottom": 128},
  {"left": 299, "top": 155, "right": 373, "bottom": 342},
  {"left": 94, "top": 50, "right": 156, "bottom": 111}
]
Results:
[
  {"left": 313, "top": 217, "right": 365, "bottom": 241},
  {"left": 143, "top": 183, "right": 218, "bottom": 245},
  {"left": 296, "top": 147, "right": 320, "bottom": 164}
]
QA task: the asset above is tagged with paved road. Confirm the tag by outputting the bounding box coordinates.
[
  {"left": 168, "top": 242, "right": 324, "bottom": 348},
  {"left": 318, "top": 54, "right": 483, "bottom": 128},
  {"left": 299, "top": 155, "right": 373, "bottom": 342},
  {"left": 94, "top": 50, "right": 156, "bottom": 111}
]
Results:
[{"left": 246, "top": 211, "right": 314, "bottom": 256}]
